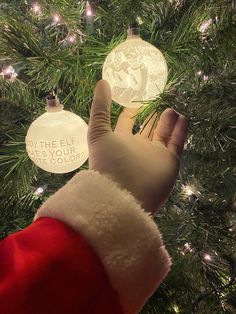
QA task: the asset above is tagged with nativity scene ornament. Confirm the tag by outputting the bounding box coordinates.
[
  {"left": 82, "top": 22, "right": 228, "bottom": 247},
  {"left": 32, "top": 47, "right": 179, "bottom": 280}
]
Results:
[{"left": 102, "top": 25, "right": 168, "bottom": 108}]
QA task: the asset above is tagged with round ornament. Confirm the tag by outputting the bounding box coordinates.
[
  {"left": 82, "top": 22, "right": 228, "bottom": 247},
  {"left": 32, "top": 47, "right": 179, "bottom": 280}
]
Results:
[
  {"left": 25, "top": 96, "right": 88, "bottom": 174},
  {"left": 102, "top": 32, "right": 168, "bottom": 108}
]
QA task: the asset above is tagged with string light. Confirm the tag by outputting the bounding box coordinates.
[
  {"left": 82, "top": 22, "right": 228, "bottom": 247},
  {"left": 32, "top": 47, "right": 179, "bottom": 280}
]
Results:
[
  {"left": 173, "top": 304, "right": 180, "bottom": 313},
  {"left": 203, "top": 253, "right": 212, "bottom": 262},
  {"left": 184, "top": 134, "right": 193, "bottom": 150},
  {"left": 67, "top": 34, "right": 76, "bottom": 43},
  {"left": 199, "top": 18, "right": 213, "bottom": 33},
  {"left": 232, "top": 0, "right": 236, "bottom": 9},
  {"left": 182, "top": 184, "right": 195, "bottom": 202},
  {"left": 136, "top": 16, "right": 143, "bottom": 25},
  {"left": 182, "top": 182, "right": 202, "bottom": 201},
  {"left": 196, "top": 70, "right": 209, "bottom": 81},
  {"left": 31, "top": 2, "right": 42, "bottom": 15},
  {"left": 184, "top": 242, "right": 193, "bottom": 252},
  {"left": 53, "top": 13, "right": 60, "bottom": 24},
  {"left": 179, "top": 242, "right": 194, "bottom": 255},
  {"left": 3, "top": 66, "right": 14, "bottom": 75},
  {"left": 0, "top": 65, "right": 18, "bottom": 81},
  {"left": 170, "top": 0, "right": 183, "bottom": 8},
  {"left": 85, "top": 1, "right": 95, "bottom": 34},
  {"left": 63, "top": 32, "right": 82, "bottom": 46},
  {"left": 183, "top": 184, "right": 194, "bottom": 196},
  {"left": 34, "top": 184, "right": 47, "bottom": 196},
  {"left": 34, "top": 187, "right": 44, "bottom": 195},
  {"left": 4, "top": 24, "right": 9, "bottom": 31},
  {"left": 86, "top": 1, "right": 92, "bottom": 16}
]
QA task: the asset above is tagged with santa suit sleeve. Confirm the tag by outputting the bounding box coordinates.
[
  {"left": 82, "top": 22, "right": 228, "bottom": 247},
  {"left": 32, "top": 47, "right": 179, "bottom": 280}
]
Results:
[{"left": 0, "top": 170, "right": 171, "bottom": 314}]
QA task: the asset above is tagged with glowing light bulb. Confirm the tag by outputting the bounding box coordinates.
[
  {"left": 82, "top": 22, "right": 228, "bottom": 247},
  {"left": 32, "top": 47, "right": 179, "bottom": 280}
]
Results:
[
  {"left": 173, "top": 305, "right": 180, "bottom": 313},
  {"left": 199, "top": 19, "right": 212, "bottom": 33},
  {"left": 32, "top": 3, "right": 41, "bottom": 15},
  {"left": 34, "top": 184, "right": 47, "bottom": 196},
  {"left": 0, "top": 65, "right": 18, "bottom": 81},
  {"left": 203, "top": 253, "right": 212, "bottom": 262},
  {"left": 184, "top": 242, "right": 193, "bottom": 252},
  {"left": 183, "top": 185, "right": 194, "bottom": 196},
  {"left": 186, "top": 188, "right": 194, "bottom": 196},
  {"left": 35, "top": 187, "right": 44, "bottom": 195},
  {"left": 53, "top": 13, "right": 60, "bottom": 24},
  {"left": 4, "top": 66, "right": 14, "bottom": 75},
  {"left": 86, "top": 1, "right": 92, "bottom": 16},
  {"left": 67, "top": 34, "right": 76, "bottom": 43},
  {"left": 136, "top": 16, "right": 143, "bottom": 25}
]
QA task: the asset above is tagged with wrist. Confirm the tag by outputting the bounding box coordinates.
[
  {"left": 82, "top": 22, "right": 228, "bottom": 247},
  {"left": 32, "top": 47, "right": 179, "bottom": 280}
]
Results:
[
  {"left": 95, "top": 169, "right": 143, "bottom": 207},
  {"left": 96, "top": 169, "right": 159, "bottom": 214}
]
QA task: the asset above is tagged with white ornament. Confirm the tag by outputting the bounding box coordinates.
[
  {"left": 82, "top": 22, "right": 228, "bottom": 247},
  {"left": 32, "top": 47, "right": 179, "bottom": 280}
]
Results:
[
  {"left": 25, "top": 96, "right": 88, "bottom": 174},
  {"left": 102, "top": 32, "right": 168, "bottom": 108}
]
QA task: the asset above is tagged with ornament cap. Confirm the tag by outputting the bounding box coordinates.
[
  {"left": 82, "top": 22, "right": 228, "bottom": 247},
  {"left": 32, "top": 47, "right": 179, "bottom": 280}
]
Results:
[
  {"left": 45, "top": 94, "right": 64, "bottom": 112},
  {"left": 127, "top": 22, "right": 140, "bottom": 39}
]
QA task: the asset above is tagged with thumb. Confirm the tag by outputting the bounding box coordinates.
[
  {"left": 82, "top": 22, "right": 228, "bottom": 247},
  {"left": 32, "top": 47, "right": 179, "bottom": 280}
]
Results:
[{"left": 88, "top": 80, "right": 112, "bottom": 143}]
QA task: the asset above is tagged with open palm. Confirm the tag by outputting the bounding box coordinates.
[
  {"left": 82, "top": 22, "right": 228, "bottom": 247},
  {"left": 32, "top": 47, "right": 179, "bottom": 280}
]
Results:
[{"left": 88, "top": 80, "right": 188, "bottom": 215}]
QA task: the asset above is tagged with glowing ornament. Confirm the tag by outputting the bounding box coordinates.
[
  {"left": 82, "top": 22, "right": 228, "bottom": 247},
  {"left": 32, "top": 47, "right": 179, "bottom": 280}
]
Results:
[
  {"left": 102, "top": 26, "right": 168, "bottom": 108},
  {"left": 26, "top": 95, "right": 88, "bottom": 174}
]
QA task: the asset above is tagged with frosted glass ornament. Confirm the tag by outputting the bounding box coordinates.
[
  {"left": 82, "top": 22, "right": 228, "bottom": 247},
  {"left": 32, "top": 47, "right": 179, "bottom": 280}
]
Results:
[
  {"left": 25, "top": 96, "right": 88, "bottom": 174},
  {"left": 102, "top": 34, "right": 168, "bottom": 108}
]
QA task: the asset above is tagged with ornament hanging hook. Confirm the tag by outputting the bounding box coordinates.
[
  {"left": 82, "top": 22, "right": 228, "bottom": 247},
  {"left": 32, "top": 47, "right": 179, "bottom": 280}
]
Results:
[
  {"left": 127, "top": 21, "right": 140, "bottom": 37},
  {"left": 45, "top": 94, "right": 64, "bottom": 111}
]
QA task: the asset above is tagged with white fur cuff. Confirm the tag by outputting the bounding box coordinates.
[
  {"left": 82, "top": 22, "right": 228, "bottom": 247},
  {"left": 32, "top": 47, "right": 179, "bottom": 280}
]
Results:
[{"left": 35, "top": 170, "right": 171, "bottom": 313}]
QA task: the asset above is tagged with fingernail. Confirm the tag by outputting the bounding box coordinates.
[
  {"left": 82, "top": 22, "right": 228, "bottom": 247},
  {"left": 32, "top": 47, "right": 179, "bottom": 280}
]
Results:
[
  {"left": 165, "top": 108, "right": 179, "bottom": 117},
  {"left": 180, "top": 114, "right": 190, "bottom": 122},
  {"left": 173, "top": 109, "right": 180, "bottom": 116}
]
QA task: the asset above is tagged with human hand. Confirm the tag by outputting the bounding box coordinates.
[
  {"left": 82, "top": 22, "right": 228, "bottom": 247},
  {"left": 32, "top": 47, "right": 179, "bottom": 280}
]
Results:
[{"left": 88, "top": 80, "right": 188, "bottom": 215}]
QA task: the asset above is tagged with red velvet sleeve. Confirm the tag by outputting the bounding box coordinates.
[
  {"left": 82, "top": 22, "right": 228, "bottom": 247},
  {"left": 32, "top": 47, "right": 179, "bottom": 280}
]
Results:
[{"left": 0, "top": 217, "right": 123, "bottom": 314}]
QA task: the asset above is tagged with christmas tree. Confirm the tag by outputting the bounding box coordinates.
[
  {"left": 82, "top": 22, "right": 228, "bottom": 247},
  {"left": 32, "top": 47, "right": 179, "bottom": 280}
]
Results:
[{"left": 0, "top": 0, "right": 235, "bottom": 313}]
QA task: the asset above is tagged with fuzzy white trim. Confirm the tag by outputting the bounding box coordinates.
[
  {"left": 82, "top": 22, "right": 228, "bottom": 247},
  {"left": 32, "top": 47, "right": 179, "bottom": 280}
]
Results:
[{"left": 35, "top": 170, "right": 171, "bottom": 313}]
